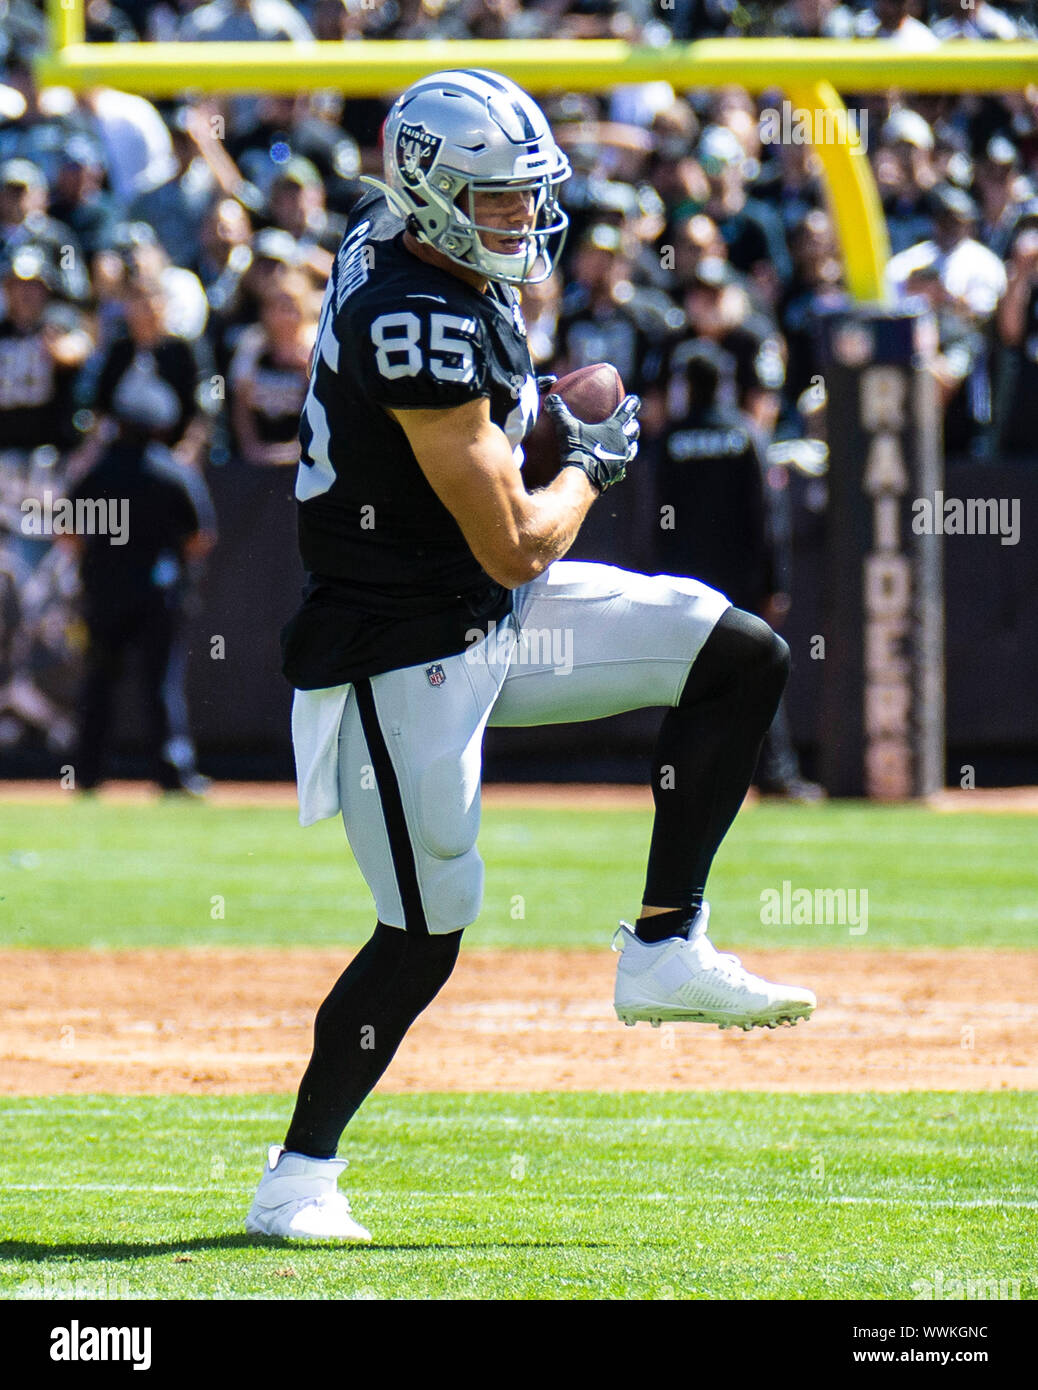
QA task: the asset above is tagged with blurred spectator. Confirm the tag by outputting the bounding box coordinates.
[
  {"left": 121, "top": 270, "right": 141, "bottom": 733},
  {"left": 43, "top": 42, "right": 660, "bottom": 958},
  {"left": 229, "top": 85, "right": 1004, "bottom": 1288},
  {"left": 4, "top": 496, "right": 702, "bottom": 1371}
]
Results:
[
  {"left": 0, "top": 158, "right": 89, "bottom": 301},
  {"left": 309, "top": 0, "right": 367, "bottom": 41},
  {"left": 710, "top": 87, "right": 763, "bottom": 167},
  {"left": 229, "top": 268, "right": 317, "bottom": 466},
  {"left": 609, "top": 81, "right": 677, "bottom": 133},
  {"left": 411, "top": 0, "right": 530, "bottom": 39},
  {"left": 779, "top": 209, "right": 845, "bottom": 406},
  {"left": 667, "top": 0, "right": 739, "bottom": 40},
  {"left": 85, "top": 0, "right": 139, "bottom": 42},
  {"left": 887, "top": 184, "right": 1008, "bottom": 457},
  {"left": 554, "top": 223, "right": 678, "bottom": 395},
  {"left": 974, "top": 135, "right": 1035, "bottom": 257},
  {"left": 931, "top": 118, "right": 974, "bottom": 191},
  {"left": 0, "top": 55, "right": 98, "bottom": 188},
  {"left": 678, "top": 257, "right": 788, "bottom": 433},
  {"left": 178, "top": 0, "right": 314, "bottom": 42},
  {"left": 92, "top": 220, "right": 211, "bottom": 346},
  {"left": 648, "top": 98, "right": 703, "bottom": 212},
  {"left": 994, "top": 204, "right": 1038, "bottom": 457},
  {"left": 138, "top": 0, "right": 211, "bottom": 41},
  {"left": 77, "top": 88, "right": 179, "bottom": 211},
  {"left": 874, "top": 109, "right": 940, "bottom": 255},
  {"left": 47, "top": 136, "right": 121, "bottom": 260},
  {"left": 773, "top": 0, "right": 857, "bottom": 37},
  {"left": 558, "top": 0, "right": 648, "bottom": 41},
  {"left": 656, "top": 339, "right": 778, "bottom": 614},
  {"left": 663, "top": 212, "right": 727, "bottom": 289},
  {"left": 0, "top": 0, "right": 46, "bottom": 63},
  {"left": 886, "top": 183, "right": 1008, "bottom": 322},
  {"left": 262, "top": 157, "right": 344, "bottom": 265},
  {"left": 195, "top": 196, "right": 253, "bottom": 294},
  {"left": 207, "top": 225, "right": 315, "bottom": 373},
  {"left": 931, "top": 0, "right": 1024, "bottom": 40},
  {"left": 854, "top": 0, "right": 941, "bottom": 46},
  {"left": 755, "top": 140, "right": 827, "bottom": 237},
  {"left": 90, "top": 273, "right": 212, "bottom": 464},
  {"left": 64, "top": 386, "right": 217, "bottom": 795},
  {"left": 0, "top": 244, "right": 89, "bottom": 452},
  {"left": 127, "top": 105, "right": 227, "bottom": 267},
  {"left": 698, "top": 124, "right": 792, "bottom": 307},
  {"left": 227, "top": 96, "right": 362, "bottom": 214},
  {"left": 92, "top": 221, "right": 166, "bottom": 334},
  {"left": 560, "top": 167, "right": 646, "bottom": 263}
]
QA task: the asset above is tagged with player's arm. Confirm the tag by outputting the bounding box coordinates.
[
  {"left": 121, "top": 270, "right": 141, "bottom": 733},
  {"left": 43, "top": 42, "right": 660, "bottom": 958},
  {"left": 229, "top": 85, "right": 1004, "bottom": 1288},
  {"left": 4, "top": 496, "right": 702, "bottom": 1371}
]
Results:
[{"left": 388, "top": 395, "right": 598, "bottom": 590}]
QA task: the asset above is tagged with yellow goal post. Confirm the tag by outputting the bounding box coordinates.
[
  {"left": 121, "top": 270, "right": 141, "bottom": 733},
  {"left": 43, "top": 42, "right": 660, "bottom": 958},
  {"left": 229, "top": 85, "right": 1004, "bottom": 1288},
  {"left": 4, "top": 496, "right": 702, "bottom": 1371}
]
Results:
[{"left": 33, "top": 0, "right": 1038, "bottom": 302}]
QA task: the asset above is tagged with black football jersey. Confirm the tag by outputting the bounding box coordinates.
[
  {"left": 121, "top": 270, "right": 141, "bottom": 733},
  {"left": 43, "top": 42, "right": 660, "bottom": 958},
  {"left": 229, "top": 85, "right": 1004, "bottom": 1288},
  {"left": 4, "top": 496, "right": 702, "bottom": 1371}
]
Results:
[
  {"left": 0, "top": 320, "right": 80, "bottom": 451},
  {"left": 284, "top": 190, "right": 540, "bottom": 690},
  {"left": 656, "top": 401, "right": 778, "bottom": 612}
]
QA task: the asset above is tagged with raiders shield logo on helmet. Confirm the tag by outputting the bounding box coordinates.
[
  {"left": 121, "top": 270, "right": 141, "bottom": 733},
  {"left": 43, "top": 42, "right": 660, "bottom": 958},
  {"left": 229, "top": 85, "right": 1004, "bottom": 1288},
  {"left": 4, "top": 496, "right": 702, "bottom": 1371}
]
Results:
[{"left": 397, "top": 123, "right": 443, "bottom": 188}]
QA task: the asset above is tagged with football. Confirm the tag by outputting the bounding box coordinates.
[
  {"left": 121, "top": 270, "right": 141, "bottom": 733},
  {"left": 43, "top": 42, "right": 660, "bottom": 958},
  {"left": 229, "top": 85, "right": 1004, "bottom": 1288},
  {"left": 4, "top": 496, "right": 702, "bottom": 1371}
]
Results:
[{"left": 521, "top": 363, "right": 626, "bottom": 491}]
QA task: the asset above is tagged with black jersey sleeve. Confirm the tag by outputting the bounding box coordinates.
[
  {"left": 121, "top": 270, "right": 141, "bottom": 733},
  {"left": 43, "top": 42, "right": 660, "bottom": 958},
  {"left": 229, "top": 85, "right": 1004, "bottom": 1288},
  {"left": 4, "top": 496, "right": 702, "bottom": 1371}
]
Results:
[{"left": 350, "top": 298, "right": 490, "bottom": 410}]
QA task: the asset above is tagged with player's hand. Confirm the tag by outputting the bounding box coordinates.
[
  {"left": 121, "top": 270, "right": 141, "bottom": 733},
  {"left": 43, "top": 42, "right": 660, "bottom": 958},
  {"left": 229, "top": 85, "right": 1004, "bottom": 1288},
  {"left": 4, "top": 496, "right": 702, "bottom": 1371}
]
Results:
[
  {"left": 536, "top": 374, "right": 558, "bottom": 394},
  {"left": 543, "top": 392, "right": 641, "bottom": 493}
]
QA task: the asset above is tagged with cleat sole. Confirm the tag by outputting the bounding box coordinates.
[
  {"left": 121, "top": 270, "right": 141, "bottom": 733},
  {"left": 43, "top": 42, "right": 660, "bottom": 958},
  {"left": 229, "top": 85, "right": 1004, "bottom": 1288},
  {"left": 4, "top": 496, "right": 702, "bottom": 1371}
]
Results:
[{"left": 616, "top": 1004, "right": 814, "bottom": 1031}]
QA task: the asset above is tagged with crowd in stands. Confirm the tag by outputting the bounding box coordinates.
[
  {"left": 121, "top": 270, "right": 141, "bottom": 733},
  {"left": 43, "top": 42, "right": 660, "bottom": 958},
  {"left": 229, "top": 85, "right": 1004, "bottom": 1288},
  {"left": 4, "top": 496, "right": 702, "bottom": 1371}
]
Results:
[{"left": 1, "top": 0, "right": 1036, "bottom": 766}]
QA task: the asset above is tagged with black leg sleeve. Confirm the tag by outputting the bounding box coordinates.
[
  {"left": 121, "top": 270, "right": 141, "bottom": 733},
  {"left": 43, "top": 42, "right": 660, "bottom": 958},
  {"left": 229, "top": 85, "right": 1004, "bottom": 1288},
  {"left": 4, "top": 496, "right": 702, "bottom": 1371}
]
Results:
[
  {"left": 283, "top": 922, "right": 461, "bottom": 1159},
  {"left": 642, "top": 607, "right": 789, "bottom": 914}
]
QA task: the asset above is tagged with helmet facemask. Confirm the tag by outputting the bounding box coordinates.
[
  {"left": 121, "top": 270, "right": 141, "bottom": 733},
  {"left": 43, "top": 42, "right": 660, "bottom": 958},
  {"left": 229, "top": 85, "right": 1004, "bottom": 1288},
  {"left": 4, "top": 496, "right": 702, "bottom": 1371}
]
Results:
[{"left": 436, "top": 173, "right": 569, "bottom": 286}]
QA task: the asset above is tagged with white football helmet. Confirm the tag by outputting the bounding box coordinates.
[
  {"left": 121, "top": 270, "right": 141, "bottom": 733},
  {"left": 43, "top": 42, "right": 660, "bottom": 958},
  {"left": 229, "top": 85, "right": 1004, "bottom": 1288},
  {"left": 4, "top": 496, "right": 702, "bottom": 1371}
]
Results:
[{"left": 368, "top": 69, "right": 571, "bottom": 285}]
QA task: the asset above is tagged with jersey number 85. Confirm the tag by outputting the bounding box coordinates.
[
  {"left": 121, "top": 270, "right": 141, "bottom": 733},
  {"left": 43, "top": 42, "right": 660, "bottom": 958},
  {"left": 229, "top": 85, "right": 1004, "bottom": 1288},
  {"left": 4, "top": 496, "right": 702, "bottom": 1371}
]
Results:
[{"left": 371, "top": 311, "right": 477, "bottom": 384}]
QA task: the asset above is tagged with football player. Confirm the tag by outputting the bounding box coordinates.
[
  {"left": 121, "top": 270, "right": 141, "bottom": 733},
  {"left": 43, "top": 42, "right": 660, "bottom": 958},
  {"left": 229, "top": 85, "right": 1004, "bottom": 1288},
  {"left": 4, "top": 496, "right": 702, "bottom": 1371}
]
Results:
[{"left": 246, "top": 70, "right": 815, "bottom": 1243}]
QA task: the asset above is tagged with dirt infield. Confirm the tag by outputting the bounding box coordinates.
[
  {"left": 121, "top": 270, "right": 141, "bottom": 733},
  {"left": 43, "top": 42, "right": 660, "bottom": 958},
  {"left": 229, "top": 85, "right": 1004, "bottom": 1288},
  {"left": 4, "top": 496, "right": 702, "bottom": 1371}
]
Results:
[{"left": 3, "top": 947, "right": 1036, "bottom": 1095}]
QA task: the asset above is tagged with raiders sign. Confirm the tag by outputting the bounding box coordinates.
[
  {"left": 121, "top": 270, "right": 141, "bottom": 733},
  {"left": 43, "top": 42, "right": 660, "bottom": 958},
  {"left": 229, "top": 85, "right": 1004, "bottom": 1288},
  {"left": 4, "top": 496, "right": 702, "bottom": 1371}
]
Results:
[{"left": 397, "top": 122, "right": 443, "bottom": 188}]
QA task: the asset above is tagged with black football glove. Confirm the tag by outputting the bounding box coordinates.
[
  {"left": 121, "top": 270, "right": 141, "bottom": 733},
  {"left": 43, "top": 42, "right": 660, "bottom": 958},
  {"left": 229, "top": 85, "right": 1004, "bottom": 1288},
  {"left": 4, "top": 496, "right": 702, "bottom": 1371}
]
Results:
[
  {"left": 542, "top": 392, "right": 641, "bottom": 493},
  {"left": 536, "top": 374, "right": 558, "bottom": 394}
]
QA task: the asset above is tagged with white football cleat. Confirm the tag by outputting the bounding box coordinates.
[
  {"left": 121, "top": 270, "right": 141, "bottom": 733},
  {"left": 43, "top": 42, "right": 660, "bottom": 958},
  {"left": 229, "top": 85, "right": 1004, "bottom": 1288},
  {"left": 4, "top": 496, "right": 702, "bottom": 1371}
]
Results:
[
  {"left": 613, "top": 904, "right": 816, "bottom": 1031},
  {"left": 245, "top": 1145, "right": 372, "bottom": 1242}
]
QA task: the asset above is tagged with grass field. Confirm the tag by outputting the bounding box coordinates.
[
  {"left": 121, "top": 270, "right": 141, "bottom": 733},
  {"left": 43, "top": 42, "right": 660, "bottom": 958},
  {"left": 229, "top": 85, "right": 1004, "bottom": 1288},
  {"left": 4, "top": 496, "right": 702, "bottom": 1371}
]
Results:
[
  {"left": 1, "top": 1092, "right": 1034, "bottom": 1301},
  {"left": 1, "top": 797, "right": 1035, "bottom": 1303},
  {"left": 1, "top": 798, "right": 1035, "bottom": 949}
]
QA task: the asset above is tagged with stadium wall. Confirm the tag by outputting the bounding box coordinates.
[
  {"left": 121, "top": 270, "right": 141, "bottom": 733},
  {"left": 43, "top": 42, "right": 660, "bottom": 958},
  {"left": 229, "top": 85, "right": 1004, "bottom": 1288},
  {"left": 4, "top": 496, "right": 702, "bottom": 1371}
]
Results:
[{"left": 28, "top": 459, "right": 1028, "bottom": 787}]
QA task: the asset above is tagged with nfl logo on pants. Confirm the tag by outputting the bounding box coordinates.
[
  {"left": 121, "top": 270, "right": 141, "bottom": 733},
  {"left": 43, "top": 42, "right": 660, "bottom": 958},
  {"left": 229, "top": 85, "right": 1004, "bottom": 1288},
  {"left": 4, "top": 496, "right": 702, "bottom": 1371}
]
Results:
[{"left": 425, "top": 664, "right": 446, "bottom": 687}]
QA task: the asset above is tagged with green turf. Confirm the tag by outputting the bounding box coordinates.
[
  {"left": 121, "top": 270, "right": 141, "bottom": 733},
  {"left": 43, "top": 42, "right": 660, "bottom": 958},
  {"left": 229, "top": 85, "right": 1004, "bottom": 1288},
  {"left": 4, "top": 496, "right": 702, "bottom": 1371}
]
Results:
[
  {"left": 0, "top": 1092, "right": 1033, "bottom": 1301},
  {"left": 0, "top": 798, "right": 1035, "bottom": 949}
]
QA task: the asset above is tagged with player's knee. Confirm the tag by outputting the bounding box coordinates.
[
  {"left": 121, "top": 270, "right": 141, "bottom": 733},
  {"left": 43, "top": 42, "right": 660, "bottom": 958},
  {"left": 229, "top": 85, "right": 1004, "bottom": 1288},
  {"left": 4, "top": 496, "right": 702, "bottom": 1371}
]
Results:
[
  {"left": 680, "top": 607, "right": 789, "bottom": 708},
  {"left": 422, "top": 848, "right": 484, "bottom": 931},
  {"left": 741, "top": 613, "right": 789, "bottom": 690}
]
